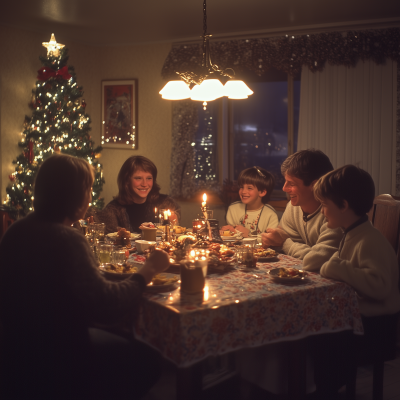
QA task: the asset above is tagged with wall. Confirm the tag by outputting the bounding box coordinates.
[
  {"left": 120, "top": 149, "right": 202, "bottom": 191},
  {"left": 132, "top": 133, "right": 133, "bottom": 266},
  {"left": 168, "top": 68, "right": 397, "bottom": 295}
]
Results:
[{"left": 0, "top": 25, "right": 173, "bottom": 207}]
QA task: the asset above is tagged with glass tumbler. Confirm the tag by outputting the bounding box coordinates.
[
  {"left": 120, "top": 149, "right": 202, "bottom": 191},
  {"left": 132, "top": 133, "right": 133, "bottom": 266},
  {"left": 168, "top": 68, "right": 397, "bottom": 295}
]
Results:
[
  {"left": 113, "top": 248, "right": 127, "bottom": 265},
  {"left": 98, "top": 243, "right": 113, "bottom": 266}
]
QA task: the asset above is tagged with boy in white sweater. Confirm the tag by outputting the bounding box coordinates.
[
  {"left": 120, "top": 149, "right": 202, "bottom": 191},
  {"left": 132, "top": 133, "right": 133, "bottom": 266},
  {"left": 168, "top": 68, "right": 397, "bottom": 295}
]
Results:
[
  {"left": 313, "top": 165, "right": 400, "bottom": 399},
  {"left": 314, "top": 165, "right": 400, "bottom": 318},
  {"left": 221, "top": 166, "right": 279, "bottom": 243}
]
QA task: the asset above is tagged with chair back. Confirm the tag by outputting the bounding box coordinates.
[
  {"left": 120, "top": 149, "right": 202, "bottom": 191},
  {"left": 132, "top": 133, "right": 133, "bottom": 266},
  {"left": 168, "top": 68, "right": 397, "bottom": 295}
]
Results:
[
  {"left": 0, "top": 210, "right": 14, "bottom": 241},
  {"left": 368, "top": 194, "right": 400, "bottom": 267}
]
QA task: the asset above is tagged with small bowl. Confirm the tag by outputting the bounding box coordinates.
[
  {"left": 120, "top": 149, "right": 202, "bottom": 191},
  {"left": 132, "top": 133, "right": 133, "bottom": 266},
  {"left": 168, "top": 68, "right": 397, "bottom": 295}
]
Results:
[
  {"left": 242, "top": 237, "right": 257, "bottom": 245},
  {"left": 135, "top": 240, "right": 156, "bottom": 254}
]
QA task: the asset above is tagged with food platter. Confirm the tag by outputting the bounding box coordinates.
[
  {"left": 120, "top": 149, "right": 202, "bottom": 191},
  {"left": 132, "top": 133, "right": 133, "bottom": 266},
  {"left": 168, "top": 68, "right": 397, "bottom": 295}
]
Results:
[
  {"left": 106, "top": 232, "right": 141, "bottom": 240},
  {"left": 268, "top": 267, "right": 308, "bottom": 283},
  {"left": 254, "top": 248, "right": 279, "bottom": 262},
  {"left": 145, "top": 273, "right": 179, "bottom": 293},
  {"left": 99, "top": 263, "right": 139, "bottom": 280}
]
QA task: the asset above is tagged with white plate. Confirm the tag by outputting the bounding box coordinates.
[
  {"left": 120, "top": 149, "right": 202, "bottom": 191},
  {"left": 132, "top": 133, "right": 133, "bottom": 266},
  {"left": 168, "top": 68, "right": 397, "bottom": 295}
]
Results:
[
  {"left": 268, "top": 267, "right": 308, "bottom": 283},
  {"left": 146, "top": 273, "right": 179, "bottom": 292},
  {"left": 221, "top": 236, "right": 243, "bottom": 241},
  {"left": 106, "top": 232, "right": 141, "bottom": 240}
]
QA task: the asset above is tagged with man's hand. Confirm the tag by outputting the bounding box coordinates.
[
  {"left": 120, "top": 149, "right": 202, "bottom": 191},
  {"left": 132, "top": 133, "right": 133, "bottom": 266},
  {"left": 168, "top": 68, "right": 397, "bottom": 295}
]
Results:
[
  {"left": 261, "top": 227, "right": 289, "bottom": 248},
  {"left": 137, "top": 249, "right": 170, "bottom": 284}
]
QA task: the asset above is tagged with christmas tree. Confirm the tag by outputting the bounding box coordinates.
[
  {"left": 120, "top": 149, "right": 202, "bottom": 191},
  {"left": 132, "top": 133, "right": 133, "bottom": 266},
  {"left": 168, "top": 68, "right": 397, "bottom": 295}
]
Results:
[{"left": 5, "top": 34, "right": 105, "bottom": 220}]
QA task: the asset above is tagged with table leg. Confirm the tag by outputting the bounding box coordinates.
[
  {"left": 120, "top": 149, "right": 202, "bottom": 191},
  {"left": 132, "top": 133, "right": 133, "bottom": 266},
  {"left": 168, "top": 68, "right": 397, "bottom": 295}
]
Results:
[
  {"left": 287, "top": 339, "right": 307, "bottom": 400},
  {"left": 176, "top": 363, "right": 202, "bottom": 400}
]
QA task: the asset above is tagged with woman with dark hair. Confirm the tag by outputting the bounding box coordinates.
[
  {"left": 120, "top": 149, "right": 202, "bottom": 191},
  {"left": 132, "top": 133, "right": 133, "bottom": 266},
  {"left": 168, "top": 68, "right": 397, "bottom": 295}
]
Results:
[
  {"left": 0, "top": 154, "right": 169, "bottom": 400},
  {"left": 95, "top": 155, "right": 180, "bottom": 233}
]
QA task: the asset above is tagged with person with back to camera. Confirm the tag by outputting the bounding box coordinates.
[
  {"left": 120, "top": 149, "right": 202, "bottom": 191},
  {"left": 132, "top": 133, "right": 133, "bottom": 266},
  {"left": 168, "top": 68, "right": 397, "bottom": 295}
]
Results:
[
  {"left": 261, "top": 149, "right": 343, "bottom": 271},
  {"left": 0, "top": 154, "right": 170, "bottom": 400},
  {"left": 312, "top": 165, "right": 400, "bottom": 399},
  {"left": 94, "top": 155, "right": 180, "bottom": 234},
  {"left": 220, "top": 166, "right": 279, "bottom": 243}
]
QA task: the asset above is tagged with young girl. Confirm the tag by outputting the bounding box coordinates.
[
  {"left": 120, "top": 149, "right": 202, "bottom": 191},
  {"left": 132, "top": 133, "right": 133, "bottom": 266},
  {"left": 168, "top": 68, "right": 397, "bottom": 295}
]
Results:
[{"left": 221, "top": 166, "right": 279, "bottom": 242}]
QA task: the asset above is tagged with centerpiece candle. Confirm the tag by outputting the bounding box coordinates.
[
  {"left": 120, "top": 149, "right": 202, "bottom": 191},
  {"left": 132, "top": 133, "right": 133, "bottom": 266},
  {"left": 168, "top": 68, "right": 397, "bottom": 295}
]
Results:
[{"left": 202, "top": 193, "right": 207, "bottom": 208}]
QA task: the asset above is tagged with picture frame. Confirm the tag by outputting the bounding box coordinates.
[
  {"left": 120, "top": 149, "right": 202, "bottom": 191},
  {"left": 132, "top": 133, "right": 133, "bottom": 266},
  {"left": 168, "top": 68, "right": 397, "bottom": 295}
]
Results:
[{"left": 101, "top": 79, "right": 138, "bottom": 149}]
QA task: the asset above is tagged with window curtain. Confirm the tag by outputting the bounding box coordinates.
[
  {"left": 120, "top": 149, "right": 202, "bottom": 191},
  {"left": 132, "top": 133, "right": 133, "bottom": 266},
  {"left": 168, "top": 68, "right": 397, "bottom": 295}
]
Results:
[
  {"left": 162, "top": 28, "right": 400, "bottom": 197},
  {"left": 298, "top": 60, "right": 397, "bottom": 195}
]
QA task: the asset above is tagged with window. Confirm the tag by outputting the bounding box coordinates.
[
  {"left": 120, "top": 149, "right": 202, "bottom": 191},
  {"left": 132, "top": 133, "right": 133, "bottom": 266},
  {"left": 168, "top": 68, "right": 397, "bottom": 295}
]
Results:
[{"left": 192, "top": 71, "right": 300, "bottom": 197}]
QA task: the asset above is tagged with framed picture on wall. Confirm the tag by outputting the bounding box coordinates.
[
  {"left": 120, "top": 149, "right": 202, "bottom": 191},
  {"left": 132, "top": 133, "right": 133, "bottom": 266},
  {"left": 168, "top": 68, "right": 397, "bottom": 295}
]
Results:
[{"left": 101, "top": 79, "right": 138, "bottom": 149}]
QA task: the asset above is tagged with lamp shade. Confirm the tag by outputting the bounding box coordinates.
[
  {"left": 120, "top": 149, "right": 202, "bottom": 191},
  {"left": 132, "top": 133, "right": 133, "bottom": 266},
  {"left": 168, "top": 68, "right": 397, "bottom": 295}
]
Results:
[
  {"left": 223, "top": 80, "right": 254, "bottom": 99},
  {"left": 190, "top": 79, "right": 225, "bottom": 101},
  {"left": 159, "top": 81, "right": 191, "bottom": 100}
]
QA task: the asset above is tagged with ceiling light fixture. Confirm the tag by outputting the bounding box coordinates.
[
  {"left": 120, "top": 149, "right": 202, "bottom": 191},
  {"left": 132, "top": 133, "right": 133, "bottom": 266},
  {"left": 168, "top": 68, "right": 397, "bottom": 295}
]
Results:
[{"left": 159, "top": 0, "right": 253, "bottom": 109}]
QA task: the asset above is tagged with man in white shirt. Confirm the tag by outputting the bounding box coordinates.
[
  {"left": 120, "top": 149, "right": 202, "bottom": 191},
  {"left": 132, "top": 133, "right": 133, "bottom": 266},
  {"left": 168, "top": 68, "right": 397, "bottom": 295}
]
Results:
[{"left": 261, "top": 149, "right": 342, "bottom": 271}]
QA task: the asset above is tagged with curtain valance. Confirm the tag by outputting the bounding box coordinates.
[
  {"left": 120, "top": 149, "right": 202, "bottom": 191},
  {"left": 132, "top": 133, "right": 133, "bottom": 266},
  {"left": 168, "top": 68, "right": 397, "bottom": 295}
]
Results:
[{"left": 161, "top": 28, "right": 400, "bottom": 79}]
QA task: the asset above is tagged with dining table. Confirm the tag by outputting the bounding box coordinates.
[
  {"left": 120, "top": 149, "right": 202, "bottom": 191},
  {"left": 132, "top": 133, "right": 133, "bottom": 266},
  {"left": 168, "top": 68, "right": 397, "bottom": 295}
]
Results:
[{"left": 127, "top": 250, "right": 363, "bottom": 400}]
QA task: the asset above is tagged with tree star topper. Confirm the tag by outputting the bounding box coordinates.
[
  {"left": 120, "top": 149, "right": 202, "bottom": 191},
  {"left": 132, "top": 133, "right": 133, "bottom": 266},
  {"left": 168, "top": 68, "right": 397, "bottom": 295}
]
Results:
[{"left": 42, "top": 33, "right": 65, "bottom": 57}]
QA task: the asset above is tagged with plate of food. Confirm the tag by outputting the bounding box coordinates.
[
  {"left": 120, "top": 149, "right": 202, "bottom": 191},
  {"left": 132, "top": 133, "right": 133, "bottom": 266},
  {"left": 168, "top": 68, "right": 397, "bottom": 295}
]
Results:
[
  {"left": 268, "top": 267, "right": 308, "bottom": 283},
  {"left": 254, "top": 248, "right": 280, "bottom": 262},
  {"left": 146, "top": 273, "right": 179, "bottom": 292},
  {"left": 106, "top": 231, "right": 141, "bottom": 240},
  {"left": 99, "top": 263, "right": 139, "bottom": 280}
]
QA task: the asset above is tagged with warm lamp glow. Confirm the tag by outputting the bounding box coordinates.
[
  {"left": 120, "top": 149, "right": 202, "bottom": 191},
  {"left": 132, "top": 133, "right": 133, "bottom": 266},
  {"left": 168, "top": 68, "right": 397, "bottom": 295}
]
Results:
[
  {"left": 190, "top": 79, "right": 224, "bottom": 101},
  {"left": 159, "top": 81, "right": 191, "bottom": 100},
  {"left": 223, "top": 80, "right": 254, "bottom": 99}
]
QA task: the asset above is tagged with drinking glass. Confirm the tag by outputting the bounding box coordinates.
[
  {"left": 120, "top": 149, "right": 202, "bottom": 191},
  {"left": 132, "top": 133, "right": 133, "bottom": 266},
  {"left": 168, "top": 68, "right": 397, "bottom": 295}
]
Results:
[
  {"left": 98, "top": 243, "right": 113, "bottom": 266},
  {"left": 94, "top": 223, "right": 106, "bottom": 242},
  {"left": 113, "top": 248, "right": 127, "bottom": 265}
]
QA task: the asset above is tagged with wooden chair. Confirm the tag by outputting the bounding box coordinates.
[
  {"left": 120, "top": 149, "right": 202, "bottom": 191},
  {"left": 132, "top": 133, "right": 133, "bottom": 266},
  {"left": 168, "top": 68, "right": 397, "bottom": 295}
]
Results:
[
  {"left": 346, "top": 194, "right": 400, "bottom": 400},
  {"left": 0, "top": 209, "right": 14, "bottom": 241}
]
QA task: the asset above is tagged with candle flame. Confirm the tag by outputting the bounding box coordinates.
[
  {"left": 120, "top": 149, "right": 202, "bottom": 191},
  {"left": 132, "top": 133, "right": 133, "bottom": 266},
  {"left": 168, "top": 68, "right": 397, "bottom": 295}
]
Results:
[
  {"left": 155, "top": 207, "right": 157, "bottom": 213},
  {"left": 203, "top": 193, "right": 207, "bottom": 202},
  {"left": 167, "top": 209, "right": 171, "bottom": 216}
]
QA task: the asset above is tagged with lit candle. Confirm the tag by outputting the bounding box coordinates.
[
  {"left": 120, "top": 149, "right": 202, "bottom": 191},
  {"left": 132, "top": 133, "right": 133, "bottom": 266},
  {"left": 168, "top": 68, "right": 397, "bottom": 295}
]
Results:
[
  {"left": 155, "top": 207, "right": 157, "bottom": 220},
  {"left": 202, "top": 193, "right": 207, "bottom": 207},
  {"left": 163, "top": 210, "right": 168, "bottom": 220},
  {"left": 167, "top": 209, "right": 171, "bottom": 217}
]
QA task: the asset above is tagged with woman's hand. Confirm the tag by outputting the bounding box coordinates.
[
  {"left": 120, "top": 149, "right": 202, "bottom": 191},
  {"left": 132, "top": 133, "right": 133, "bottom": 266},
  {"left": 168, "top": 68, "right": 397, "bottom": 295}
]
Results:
[
  {"left": 137, "top": 249, "right": 169, "bottom": 284},
  {"left": 169, "top": 211, "right": 178, "bottom": 225}
]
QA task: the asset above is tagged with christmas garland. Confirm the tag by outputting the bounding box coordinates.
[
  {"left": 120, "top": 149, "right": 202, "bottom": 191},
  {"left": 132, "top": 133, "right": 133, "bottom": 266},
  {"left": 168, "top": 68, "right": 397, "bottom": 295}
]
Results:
[{"left": 161, "top": 27, "right": 400, "bottom": 79}]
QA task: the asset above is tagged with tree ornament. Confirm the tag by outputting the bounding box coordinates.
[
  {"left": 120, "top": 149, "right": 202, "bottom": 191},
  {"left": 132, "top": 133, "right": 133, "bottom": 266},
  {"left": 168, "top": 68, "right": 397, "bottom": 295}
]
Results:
[
  {"left": 67, "top": 101, "right": 73, "bottom": 107},
  {"left": 95, "top": 152, "right": 102, "bottom": 159},
  {"left": 28, "top": 141, "right": 33, "bottom": 164},
  {"left": 54, "top": 144, "right": 61, "bottom": 153},
  {"left": 82, "top": 99, "right": 86, "bottom": 109},
  {"left": 9, "top": 174, "right": 16, "bottom": 182},
  {"left": 17, "top": 166, "right": 23, "bottom": 174}
]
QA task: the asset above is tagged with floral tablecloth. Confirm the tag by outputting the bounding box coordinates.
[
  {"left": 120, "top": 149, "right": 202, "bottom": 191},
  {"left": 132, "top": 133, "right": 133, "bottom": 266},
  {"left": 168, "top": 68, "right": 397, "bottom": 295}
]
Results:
[{"left": 130, "top": 253, "right": 363, "bottom": 368}]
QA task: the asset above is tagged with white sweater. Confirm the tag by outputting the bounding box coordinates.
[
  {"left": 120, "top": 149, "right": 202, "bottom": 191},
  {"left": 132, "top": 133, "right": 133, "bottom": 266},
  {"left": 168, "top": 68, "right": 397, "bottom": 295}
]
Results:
[
  {"left": 280, "top": 202, "right": 342, "bottom": 271},
  {"left": 320, "top": 221, "right": 400, "bottom": 317},
  {"left": 226, "top": 202, "right": 279, "bottom": 243}
]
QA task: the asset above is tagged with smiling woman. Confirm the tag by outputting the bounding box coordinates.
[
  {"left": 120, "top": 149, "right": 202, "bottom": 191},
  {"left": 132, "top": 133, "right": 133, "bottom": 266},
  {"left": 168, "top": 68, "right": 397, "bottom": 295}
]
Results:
[{"left": 93, "top": 156, "right": 180, "bottom": 233}]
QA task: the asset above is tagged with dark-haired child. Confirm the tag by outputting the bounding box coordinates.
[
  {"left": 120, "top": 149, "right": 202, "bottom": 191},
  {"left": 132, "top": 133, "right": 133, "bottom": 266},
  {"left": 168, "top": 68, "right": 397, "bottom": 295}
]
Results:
[
  {"left": 314, "top": 164, "right": 400, "bottom": 317},
  {"left": 221, "top": 166, "right": 278, "bottom": 243},
  {"left": 312, "top": 165, "right": 400, "bottom": 399}
]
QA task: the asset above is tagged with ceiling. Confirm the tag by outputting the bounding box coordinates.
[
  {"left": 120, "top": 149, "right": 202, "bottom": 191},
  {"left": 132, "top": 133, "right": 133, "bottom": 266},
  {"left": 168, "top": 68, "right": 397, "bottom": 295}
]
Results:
[{"left": 1, "top": 0, "right": 400, "bottom": 46}]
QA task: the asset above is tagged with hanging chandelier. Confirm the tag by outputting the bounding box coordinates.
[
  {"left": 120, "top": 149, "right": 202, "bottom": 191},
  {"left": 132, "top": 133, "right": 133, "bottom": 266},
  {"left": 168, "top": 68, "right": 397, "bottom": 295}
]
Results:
[{"left": 159, "top": 0, "right": 253, "bottom": 108}]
